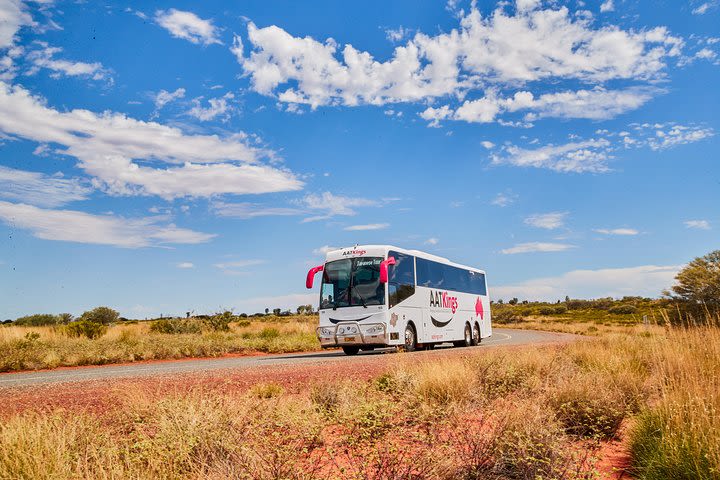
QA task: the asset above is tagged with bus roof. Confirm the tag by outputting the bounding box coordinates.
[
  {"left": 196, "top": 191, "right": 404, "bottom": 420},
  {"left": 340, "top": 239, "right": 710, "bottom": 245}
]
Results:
[{"left": 324, "top": 245, "right": 486, "bottom": 275}]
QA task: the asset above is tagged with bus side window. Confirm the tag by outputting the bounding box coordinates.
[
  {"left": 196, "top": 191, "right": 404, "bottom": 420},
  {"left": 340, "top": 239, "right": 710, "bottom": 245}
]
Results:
[{"left": 388, "top": 251, "right": 415, "bottom": 308}]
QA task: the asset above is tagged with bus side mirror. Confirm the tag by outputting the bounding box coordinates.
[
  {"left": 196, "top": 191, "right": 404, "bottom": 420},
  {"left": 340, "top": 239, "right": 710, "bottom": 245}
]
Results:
[
  {"left": 306, "top": 265, "right": 324, "bottom": 289},
  {"left": 379, "top": 257, "right": 396, "bottom": 284}
]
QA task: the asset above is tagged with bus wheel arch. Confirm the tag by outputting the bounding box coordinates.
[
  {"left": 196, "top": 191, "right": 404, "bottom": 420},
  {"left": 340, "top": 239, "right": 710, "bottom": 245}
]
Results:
[
  {"left": 454, "top": 322, "right": 472, "bottom": 348},
  {"left": 472, "top": 322, "right": 481, "bottom": 346},
  {"left": 403, "top": 322, "right": 417, "bottom": 352}
]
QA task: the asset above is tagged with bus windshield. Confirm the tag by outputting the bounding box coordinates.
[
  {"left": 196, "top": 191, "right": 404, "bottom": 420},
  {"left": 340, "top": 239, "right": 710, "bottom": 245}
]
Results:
[{"left": 320, "top": 257, "right": 385, "bottom": 309}]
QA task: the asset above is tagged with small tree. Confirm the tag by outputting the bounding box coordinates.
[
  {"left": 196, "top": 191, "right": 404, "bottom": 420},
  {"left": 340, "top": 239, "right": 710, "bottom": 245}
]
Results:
[
  {"left": 667, "top": 250, "right": 720, "bottom": 306},
  {"left": 58, "top": 313, "right": 74, "bottom": 324},
  {"left": 79, "top": 306, "right": 119, "bottom": 325}
]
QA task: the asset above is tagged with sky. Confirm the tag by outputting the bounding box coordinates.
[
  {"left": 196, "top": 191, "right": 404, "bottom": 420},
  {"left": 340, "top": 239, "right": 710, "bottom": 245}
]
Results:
[{"left": 0, "top": 0, "right": 718, "bottom": 319}]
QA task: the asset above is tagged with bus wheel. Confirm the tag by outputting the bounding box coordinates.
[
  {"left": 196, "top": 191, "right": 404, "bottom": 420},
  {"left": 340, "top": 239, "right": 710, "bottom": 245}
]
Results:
[
  {"left": 454, "top": 323, "right": 472, "bottom": 348},
  {"left": 360, "top": 346, "right": 375, "bottom": 352},
  {"left": 342, "top": 346, "right": 360, "bottom": 356},
  {"left": 471, "top": 323, "right": 480, "bottom": 346},
  {"left": 403, "top": 324, "right": 417, "bottom": 352}
]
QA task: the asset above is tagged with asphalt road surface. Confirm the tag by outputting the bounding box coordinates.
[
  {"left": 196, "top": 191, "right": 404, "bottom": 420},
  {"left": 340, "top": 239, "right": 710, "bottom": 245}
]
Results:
[{"left": 0, "top": 328, "right": 575, "bottom": 389}]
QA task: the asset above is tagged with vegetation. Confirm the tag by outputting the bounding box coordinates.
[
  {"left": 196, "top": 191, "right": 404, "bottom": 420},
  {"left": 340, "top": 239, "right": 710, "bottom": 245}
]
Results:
[
  {"left": 0, "top": 315, "right": 319, "bottom": 372},
  {"left": 78, "top": 306, "right": 120, "bottom": 325},
  {"left": 1, "top": 318, "right": 717, "bottom": 479}
]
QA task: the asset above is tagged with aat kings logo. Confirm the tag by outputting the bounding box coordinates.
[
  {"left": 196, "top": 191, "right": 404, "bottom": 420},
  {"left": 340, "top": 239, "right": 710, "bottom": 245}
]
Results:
[
  {"left": 429, "top": 290, "right": 458, "bottom": 313},
  {"left": 342, "top": 249, "right": 367, "bottom": 256}
]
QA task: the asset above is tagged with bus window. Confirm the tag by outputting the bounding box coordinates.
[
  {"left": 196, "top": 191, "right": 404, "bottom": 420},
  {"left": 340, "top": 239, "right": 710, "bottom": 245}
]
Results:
[{"left": 388, "top": 251, "right": 415, "bottom": 307}]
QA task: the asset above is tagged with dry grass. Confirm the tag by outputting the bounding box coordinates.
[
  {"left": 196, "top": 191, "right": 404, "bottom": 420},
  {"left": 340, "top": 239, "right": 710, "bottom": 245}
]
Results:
[
  {"left": 0, "top": 316, "right": 718, "bottom": 479},
  {"left": 0, "top": 316, "right": 319, "bottom": 372}
]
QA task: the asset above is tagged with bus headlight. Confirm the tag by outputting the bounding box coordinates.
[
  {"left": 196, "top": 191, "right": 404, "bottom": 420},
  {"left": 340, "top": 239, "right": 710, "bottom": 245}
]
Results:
[
  {"left": 362, "top": 324, "right": 385, "bottom": 335},
  {"left": 318, "top": 327, "right": 335, "bottom": 337}
]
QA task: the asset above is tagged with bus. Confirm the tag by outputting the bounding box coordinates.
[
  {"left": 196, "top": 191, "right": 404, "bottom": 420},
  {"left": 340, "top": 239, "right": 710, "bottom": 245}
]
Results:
[{"left": 306, "top": 245, "right": 492, "bottom": 355}]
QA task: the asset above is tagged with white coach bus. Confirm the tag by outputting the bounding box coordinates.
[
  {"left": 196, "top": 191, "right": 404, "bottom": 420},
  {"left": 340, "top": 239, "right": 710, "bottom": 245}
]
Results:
[{"left": 306, "top": 245, "right": 491, "bottom": 355}]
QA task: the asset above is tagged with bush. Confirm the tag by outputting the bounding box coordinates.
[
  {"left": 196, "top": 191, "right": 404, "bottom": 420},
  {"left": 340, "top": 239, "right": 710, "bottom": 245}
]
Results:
[
  {"left": 14, "top": 314, "right": 59, "bottom": 326},
  {"left": 78, "top": 307, "right": 119, "bottom": 325},
  {"left": 65, "top": 320, "right": 108, "bottom": 339},
  {"left": 554, "top": 306, "right": 568, "bottom": 314},
  {"left": 235, "top": 320, "right": 251, "bottom": 328},
  {"left": 204, "top": 311, "right": 233, "bottom": 332},
  {"left": 248, "top": 382, "right": 284, "bottom": 399},
  {"left": 150, "top": 318, "right": 202, "bottom": 335},
  {"left": 609, "top": 304, "right": 638, "bottom": 315},
  {"left": 667, "top": 249, "right": 720, "bottom": 306},
  {"left": 258, "top": 327, "right": 280, "bottom": 339},
  {"left": 538, "top": 306, "right": 555, "bottom": 315},
  {"left": 492, "top": 309, "right": 522, "bottom": 324}
]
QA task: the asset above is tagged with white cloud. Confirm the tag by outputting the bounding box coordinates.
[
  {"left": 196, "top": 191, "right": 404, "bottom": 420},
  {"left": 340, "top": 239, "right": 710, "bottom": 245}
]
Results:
[
  {"left": 648, "top": 124, "right": 715, "bottom": 150},
  {"left": 187, "top": 92, "right": 235, "bottom": 121},
  {"left": 154, "top": 87, "right": 185, "bottom": 109},
  {"left": 214, "top": 259, "right": 265, "bottom": 275},
  {"left": 25, "top": 43, "right": 111, "bottom": 81},
  {"left": 313, "top": 245, "right": 339, "bottom": 256},
  {"left": 155, "top": 9, "right": 221, "bottom": 46},
  {"left": 300, "top": 192, "right": 378, "bottom": 222},
  {"left": 685, "top": 220, "right": 710, "bottom": 230},
  {"left": 0, "top": 165, "right": 91, "bottom": 207},
  {"left": 343, "top": 223, "right": 389, "bottom": 231},
  {"left": 425, "top": 237, "right": 439, "bottom": 245},
  {"left": 481, "top": 140, "right": 495, "bottom": 149},
  {"left": 692, "top": 2, "right": 718, "bottom": 15},
  {"left": 212, "top": 201, "right": 303, "bottom": 219},
  {"left": 600, "top": 0, "right": 614, "bottom": 12},
  {"left": 0, "top": 201, "right": 215, "bottom": 248},
  {"left": 0, "top": 82, "right": 302, "bottom": 199},
  {"left": 501, "top": 242, "right": 575, "bottom": 254},
  {"left": 493, "top": 264, "right": 681, "bottom": 301},
  {"left": 176, "top": 262, "right": 194, "bottom": 269},
  {"left": 0, "top": 0, "right": 34, "bottom": 79},
  {"left": 491, "top": 192, "right": 517, "bottom": 207},
  {"left": 385, "top": 26, "right": 409, "bottom": 42},
  {"left": 424, "top": 87, "right": 656, "bottom": 125},
  {"left": 238, "top": 6, "right": 682, "bottom": 109},
  {"left": 594, "top": 228, "right": 639, "bottom": 235},
  {"left": 492, "top": 138, "right": 612, "bottom": 173},
  {"left": 524, "top": 212, "right": 568, "bottom": 229}
]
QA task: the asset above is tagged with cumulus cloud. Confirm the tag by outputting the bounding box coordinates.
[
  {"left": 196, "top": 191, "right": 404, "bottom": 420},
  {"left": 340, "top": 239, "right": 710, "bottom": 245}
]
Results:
[
  {"left": 647, "top": 124, "right": 715, "bottom": 150},
  {"left": 0, "top": 82, "right": 302, "bottom": 199},
  {"left": 155, "top": 9, "right": 221, "bottom": 46},
  {"left": 492, "top": 138, "right": 612, "bottom": 173},
  {"left": 25, "top": 43, "right": 111, "bottom": 81},
  {"left": 501, "top": 242, "right": 575, "bottom": 254},
  {"left": 493, "top": 264, "right": 681, "bottom": 301},
  {"left": 343, "top": 223, "right": 389, "bottom": 231},
  {"left": 187, "top": 92, "right": 235, "bottom": 121},
  {"left": 0, "top": 201, "right": 215, "bottom": 248},
  {"left": 237, "top": 5, "right": 682, "bottom": 111},
  {"left": 422, "top": 87, "right": 656, "bottom": 125},
  {"left": 594, "top": 228, "right": 639, "bottom": 235},
  {"left": 600, "top": 0, "right": 615, "bottom": 13},
  {"left": 0, "top": 165, "right": 91, "bottom": 207},
  {"left": 154, "top": 87, "right": 185, "bottom": 109},
  {"left": 685, "top": 220, "right": 710, "bottom": 230},
  {"left": 524, "top": 212, "right": 567, "bottom": 229},
  {"left": 0, "top": 0, "right": 34, "bottom": 79}
]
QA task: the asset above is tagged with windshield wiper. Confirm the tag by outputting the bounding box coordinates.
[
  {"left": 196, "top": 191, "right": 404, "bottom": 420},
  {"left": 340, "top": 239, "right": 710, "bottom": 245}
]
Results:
[{"left": 350, "top": 284, "right": 368, "bottom": 308}]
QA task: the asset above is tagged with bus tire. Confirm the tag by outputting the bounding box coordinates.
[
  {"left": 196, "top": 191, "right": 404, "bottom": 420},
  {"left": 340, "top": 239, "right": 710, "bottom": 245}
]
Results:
[
  {"left": 342, "top": 346, "right": 360, "bottom": 356},
  {"left": 403, "top": 323, "right": 417, "bottom": 352},
  {"left": 360, "top": 346, "right": 375, "bottom": 352},
  {"left": 454, "top": 323, "right": 472, "bottom": 348},
  {"left": 472, "top": 322, "right": 481, "bottom": 346}
]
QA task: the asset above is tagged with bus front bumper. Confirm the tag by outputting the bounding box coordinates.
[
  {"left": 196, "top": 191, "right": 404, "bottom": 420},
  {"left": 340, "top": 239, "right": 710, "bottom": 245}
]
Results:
[{"left": 316, "top": 322, "right": 387, "bottom": 347}]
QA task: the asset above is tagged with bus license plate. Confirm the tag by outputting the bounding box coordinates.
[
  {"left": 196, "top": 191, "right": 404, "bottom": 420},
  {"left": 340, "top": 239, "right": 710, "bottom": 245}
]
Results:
[{"left": 344, "top": 337, "right": 355, "bottom": 342}]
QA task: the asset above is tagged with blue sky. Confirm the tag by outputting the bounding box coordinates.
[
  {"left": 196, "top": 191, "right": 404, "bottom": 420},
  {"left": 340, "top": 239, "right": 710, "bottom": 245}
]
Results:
[{"left": 0, "top": 0, "right": 718, "bottom": 319}]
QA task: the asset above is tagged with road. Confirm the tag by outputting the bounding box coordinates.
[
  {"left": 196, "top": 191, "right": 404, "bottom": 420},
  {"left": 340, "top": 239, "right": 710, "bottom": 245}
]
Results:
[{"left": 0, "top": 328, "right": 575, "bottom": 389}]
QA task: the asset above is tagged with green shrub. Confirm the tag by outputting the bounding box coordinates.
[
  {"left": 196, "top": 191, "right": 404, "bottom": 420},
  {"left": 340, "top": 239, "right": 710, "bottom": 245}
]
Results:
[
  {"left": 609, "top": 304, "right": 638, "bottom": 315},
  {"left": 204, "top": 311, "right": 233, "bottom": 332},
  {"left": 538, "top": 306, "right": 555, "bottom": 315},
  {"left": 554, "top": 306, "right": 568, "bottom": 314},
  {"left": 65, "top": 320, "right": 108, "bottom": 339},
  {"left": 149, "top": 318, "right": 202, "bottom": 335},
  {"left": 551, "top": 381, "right": 628, "bottom": 439},
  {"left": 14, "top": 314, "right": 59, "bottom": 326},
  {"left": 492, "top": 309, "right": 522, "bottom": 324},
  {"left": 311, "top": 383, "right": 341, "bottom": 413},
  {"left": 235, "top": 319, "right": 251, "bottom": 328},
  {"left": 78, "top": 307, "right": 119, "bottom": 325}
]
